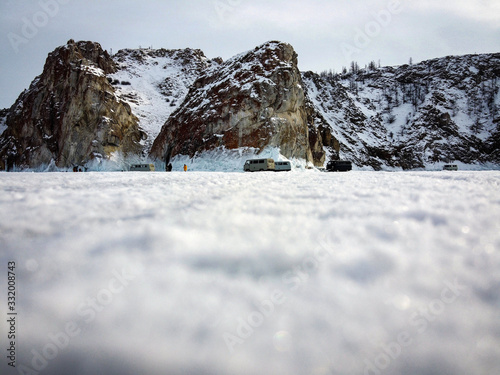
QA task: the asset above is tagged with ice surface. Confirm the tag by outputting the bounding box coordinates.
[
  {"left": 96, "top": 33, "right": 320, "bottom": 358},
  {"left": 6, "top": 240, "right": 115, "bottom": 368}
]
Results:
[{"left": 0, "top": 171, "right": 499, "bottom": 375}]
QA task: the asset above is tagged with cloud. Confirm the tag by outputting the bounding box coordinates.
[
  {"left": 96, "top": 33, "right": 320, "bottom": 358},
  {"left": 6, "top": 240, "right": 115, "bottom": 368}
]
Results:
[
  {"left": 407, "top": 0, "right": 500, "bottom": 24},
  {"left": 210, "top": 0, "right": 389, "bottom": 34}
]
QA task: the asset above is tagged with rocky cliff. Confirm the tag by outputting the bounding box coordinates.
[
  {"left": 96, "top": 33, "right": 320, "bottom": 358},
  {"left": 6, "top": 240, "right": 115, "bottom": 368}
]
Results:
[
  {"left": 0, "top": 40, "right": 144, "bottom": 170},
  {"left": 1, "top": 40, "right": 499, "bottom": 171},
  {"left": 150, "top": 41, "right": 336, "bottom": 166}
]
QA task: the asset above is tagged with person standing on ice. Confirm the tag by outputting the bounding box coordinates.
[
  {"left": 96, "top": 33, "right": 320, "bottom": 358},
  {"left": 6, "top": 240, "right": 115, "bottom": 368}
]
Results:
[{"left": 184, "top": 164, "right": 187, "bottom": 172}]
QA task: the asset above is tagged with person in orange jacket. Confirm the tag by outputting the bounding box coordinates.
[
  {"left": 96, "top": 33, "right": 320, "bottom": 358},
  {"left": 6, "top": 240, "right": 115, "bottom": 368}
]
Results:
[{"left": 183, "top": 164, "right": 187, "bottom": 172}]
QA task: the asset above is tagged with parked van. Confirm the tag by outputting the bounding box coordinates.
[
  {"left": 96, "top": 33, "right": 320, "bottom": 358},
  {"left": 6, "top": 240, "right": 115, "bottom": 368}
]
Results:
[
  {"left": 130, "top": 164, "right": 155, "bottom": 171},
  {"left": 326, "top": 160, "right": 352, "bottom": 172},
  {"left": 443, "top": 164, "right": 458, "bottom": 171},
  {"left": 275, "top": 161, "right": 291, "bottom": 172},
  {"left": 244, "top": 158, "right": 275, "bottom": 172}
]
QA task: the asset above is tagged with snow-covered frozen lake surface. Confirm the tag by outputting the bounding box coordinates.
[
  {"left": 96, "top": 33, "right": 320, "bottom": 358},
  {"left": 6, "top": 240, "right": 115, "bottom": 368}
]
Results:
[{"left": 1, "top": 171, "right": 499, "bottom": 375}]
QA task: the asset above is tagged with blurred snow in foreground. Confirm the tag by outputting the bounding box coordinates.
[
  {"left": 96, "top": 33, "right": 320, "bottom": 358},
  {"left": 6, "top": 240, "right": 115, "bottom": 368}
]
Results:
[{"left": 0, "top": 171, "right": 499, "bottom": 375}]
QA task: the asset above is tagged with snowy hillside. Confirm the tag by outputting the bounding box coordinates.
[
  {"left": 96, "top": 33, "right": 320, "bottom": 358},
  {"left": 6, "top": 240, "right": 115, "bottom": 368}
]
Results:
[
  {"left": 302, "top": 71, "right": 391, "bottom": 168},
  {"left": 110, "top": 48, "right": 216, "bottom": 150},
  {"left": 303, "top": 53, "right": 500, "bottom": 169},
  {"left": 1, "top": 171, "right": 499, "bottom": 375}
]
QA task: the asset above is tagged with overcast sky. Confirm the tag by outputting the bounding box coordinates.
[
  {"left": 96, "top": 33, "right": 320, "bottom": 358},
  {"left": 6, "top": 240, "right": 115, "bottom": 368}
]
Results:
[{"left": 0, "top": 0, "right": 499, "bottom": 108}]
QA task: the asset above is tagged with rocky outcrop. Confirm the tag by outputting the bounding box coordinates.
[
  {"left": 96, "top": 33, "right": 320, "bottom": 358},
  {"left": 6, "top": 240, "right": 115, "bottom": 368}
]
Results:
[
  {"left": 0, "top": 40, "right": 144, "bottom": 170},
  {"left": 150, "top": 41, "right": 336, "bottom": 165}
]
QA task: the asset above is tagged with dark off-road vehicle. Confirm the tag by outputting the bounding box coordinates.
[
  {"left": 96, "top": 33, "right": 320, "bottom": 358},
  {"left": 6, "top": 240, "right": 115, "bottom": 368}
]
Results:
[{"left": 326, "top": 160, "right": 352, "bottom": 172}]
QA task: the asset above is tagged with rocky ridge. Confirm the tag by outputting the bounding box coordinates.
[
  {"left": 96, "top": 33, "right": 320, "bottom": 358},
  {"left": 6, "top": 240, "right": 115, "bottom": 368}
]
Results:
[
  {"left": 150, "top": 41, "right": 336, "bottom": 166},
  {"left": 304, "top": 53, "right": 500, "bottom": 169},
  {"left": 0, "top": 40, "right": 499, "bottom": 171},
  {"left": 0, "top": 40, "right": 144, "bottom": 170}
]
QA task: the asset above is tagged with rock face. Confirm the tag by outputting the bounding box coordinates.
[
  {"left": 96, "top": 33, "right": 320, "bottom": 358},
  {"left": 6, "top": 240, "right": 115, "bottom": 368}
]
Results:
[
  {"left": 0, "top": 40, "right": 144, "bottom": 170},
  {"left": 150, "top": 41, "right": 336, "bottom": 165}
]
